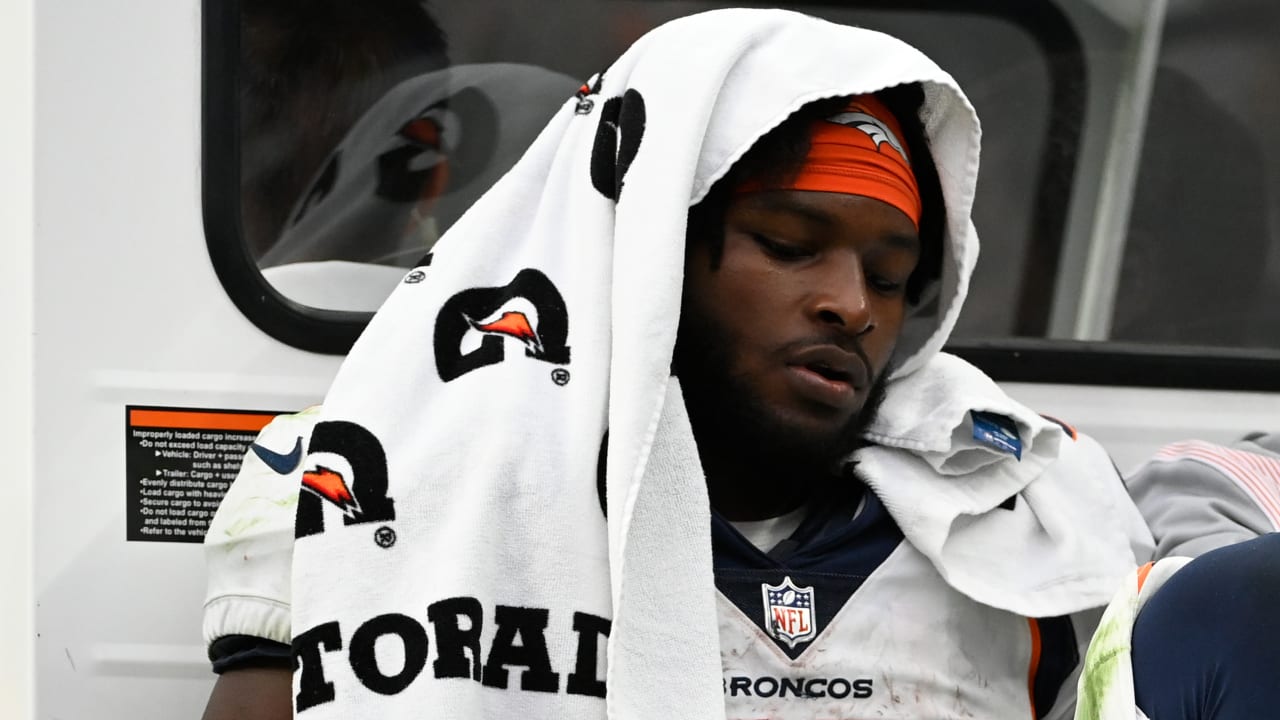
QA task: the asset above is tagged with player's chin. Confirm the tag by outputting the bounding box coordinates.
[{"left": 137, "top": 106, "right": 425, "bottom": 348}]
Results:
[
  {"left": 774, "top": 382, "right": 866, "bottom": 425},
  {"left": 766, "top": 400, "right": 862, "bottom": 450}
]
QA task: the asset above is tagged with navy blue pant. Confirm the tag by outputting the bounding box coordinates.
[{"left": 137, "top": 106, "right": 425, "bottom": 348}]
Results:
[{"left": 1133, "top": 533, "right": 1280, "bottom": 719}]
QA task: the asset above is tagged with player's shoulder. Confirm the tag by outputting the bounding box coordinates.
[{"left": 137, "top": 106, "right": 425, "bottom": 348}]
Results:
[
  {"left": 257, "top": 404, "right": 323, "bottom": 440},
  {"left": 204, "top": 406, "right": 322, "bottom": 546},
  {"left": 1036, "top": 414, "right": 1114, "bottom": 473},
  {"left": 231, "top": 405, "right": 322, "bottom": 480},
  {"left": 1037, "top": 413, "right": 1078, "bottom": 441}
]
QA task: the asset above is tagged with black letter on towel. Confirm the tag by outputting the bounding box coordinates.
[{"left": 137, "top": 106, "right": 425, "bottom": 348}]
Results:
[
  {"left": 293, "top": 621, "right": 343, "bottom": 711},
  {"left": 482, "top": 606, "right": 561, "bottom": 692},
  {"left": 349, "top": 613, "right": 429, "bottom": 695},
  {"left": 566, "top": 612, "right": 611, "bottom": 697},
  {"left": 596, "top": 431, "right": 609, "bottom": 518},
  {"left": 590, "top": 89, "right": 646, "bottom": 201},
  {"left": 429, "top": 596, "right": 485, "bottom": 681}
]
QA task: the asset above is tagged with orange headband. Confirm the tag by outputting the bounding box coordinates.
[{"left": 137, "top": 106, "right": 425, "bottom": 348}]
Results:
[{"left": 736, "top": 95, "right": 922, "bottom": 229}]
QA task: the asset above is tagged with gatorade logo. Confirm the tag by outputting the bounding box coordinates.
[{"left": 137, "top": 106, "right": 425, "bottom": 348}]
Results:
[
  {"left": 295, "top": 421, "right": 395, "bottom": 539},
  {"left": 434, "top": 269, "right": 571, "bottom": 382}
]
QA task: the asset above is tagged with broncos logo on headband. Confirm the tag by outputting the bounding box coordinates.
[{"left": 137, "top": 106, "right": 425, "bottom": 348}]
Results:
[{"left": 825, "top": 111, "right": 908, "bottom": 162}]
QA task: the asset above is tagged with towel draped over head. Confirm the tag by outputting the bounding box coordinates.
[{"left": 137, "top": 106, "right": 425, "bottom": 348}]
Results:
[{"left": 290, "top": 9, "right": 1148, "bottom": 718}]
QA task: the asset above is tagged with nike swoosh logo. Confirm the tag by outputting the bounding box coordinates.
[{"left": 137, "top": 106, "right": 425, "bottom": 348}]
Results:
[{"left": 251, "top": 436, "right": 303, "bottom": 475}]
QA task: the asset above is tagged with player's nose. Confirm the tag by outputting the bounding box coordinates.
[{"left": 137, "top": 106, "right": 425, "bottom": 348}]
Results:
[{"left": 808, "top": 256, "right": 873, "bottom": 335}]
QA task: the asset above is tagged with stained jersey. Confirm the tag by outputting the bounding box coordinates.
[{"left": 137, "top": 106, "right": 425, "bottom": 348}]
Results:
[
  {"left": 206, "top": 410, "right": 1088, "bottom": 719},
  {"left": 713, "top": 485, "right": 1087, "bottom": 720}
]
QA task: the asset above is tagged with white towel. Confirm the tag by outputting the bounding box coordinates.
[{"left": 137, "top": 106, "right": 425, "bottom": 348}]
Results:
[
  {"left": 288, "top": 8, "right": 1144, "bottom": 719},
  {"left": 863, "top": 353, "right": 1154, "bottom": 617}
]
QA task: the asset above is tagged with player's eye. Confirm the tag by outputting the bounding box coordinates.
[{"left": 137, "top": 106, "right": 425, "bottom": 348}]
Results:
[
  {"left": 868, "top": 275, "right": 905, "bottom": 295},
  {"left": 752, "top": 233, "right": 812, "bottom": 261}
]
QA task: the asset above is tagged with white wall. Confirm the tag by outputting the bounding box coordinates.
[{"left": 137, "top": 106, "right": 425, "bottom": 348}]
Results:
[
  {"left": 32, "top": 1, "right": 340, "bottom": 717},
  {"left": 0, "top": 0, "right": 36, "bottom": 716}
]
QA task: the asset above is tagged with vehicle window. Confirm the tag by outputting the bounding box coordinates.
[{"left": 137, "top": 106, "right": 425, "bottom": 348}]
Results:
[
  {"left": 1110, "top": 1, "right": 1280, "bottom": 351},
  {"left": 205, "top": 0, "right": 1280, "bottom": 387},
  {"left": 236, "top": 0, "right": 577, "bottom": 312}
]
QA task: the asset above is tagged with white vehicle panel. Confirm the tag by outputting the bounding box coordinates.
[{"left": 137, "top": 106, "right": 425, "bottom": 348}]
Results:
[
  {"left": 32, "top": 1, "right": 336, "bottom": 716},
  {"left": 2, "top": 0, "right": 36, "bottom": 716}
]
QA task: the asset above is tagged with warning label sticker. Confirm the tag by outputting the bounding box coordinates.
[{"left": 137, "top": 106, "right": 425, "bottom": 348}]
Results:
[{"left": 126, "top": 406, "right": 283, "bottom": 543}]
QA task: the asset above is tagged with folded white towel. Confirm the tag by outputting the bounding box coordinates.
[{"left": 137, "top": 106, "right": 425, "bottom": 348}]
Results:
[{"left": 862, "top": 353, "right": 1154, "bottom": 618}]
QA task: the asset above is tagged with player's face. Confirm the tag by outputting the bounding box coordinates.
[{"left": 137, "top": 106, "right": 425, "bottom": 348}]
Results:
[{"left": 677, "top": 190, "right": 919, "bottom": 463}]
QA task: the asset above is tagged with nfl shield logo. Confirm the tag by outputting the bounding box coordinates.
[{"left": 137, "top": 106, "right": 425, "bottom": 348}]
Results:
[{"left": 761, "top": 576, "right": 816, "bottom": 648}]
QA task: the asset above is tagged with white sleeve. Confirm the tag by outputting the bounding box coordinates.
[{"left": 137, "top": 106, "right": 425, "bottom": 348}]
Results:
[
  {"left": 1071, "top": 558, "right": 1192, "bottom": 720},
  {"left": 201, "top": 407, "right": 319, "bottom": 647}
]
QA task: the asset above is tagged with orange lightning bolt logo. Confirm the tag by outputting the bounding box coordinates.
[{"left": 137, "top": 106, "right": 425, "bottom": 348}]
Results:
[
  {"left": 467, "top": 311, "right": 543, "bottom": 355},
  {"left": 301, "top": 466, "right": 361, "bottom": 517}
]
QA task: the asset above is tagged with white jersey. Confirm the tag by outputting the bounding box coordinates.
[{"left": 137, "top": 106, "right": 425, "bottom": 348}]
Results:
[
  {"left": 713, "top": 493, "right": 1091, "bottom": 720},
  {"left": 206, "top": 412, "right": 1093, "bottom": 719}
]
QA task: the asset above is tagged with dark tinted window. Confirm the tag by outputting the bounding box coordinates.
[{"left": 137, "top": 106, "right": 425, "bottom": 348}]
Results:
[{"left": 205, "top": 0, "right": 1280, "bottom": 388}]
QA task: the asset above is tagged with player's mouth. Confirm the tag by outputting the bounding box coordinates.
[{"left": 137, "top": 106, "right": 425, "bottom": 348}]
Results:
[{"left": 784, "top": 345, "right": 869, "bottom": 408}]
